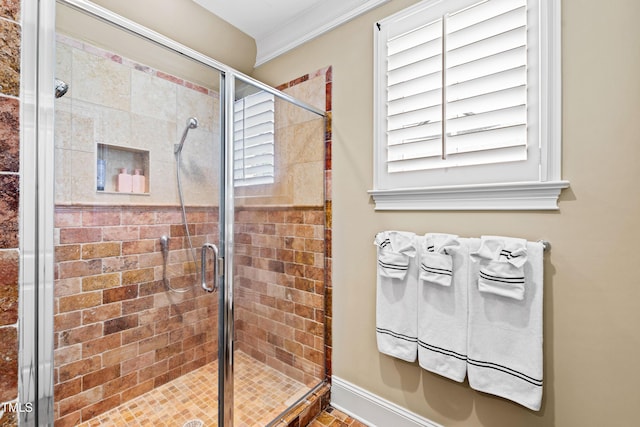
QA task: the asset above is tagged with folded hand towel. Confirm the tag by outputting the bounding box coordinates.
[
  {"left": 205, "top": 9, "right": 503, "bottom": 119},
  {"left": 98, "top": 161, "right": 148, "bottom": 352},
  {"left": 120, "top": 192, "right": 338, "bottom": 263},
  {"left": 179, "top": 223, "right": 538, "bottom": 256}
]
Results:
[
  {"left": 374, "top": 231, "right": 419, "bottom": 362},
  {"left": 419, "top": 233, "right": 459, "bottom": 287},
  {"left": 375, "top": 231, "right": 416, "bottom": 279},
  {"left": 472, "top": 236, "right": 528, "bottom": 300},
  {"left": 420, "top": 252, "right": 453, "bottom": 287},
  {"left": 467, "top": 240, "right": 544, "bottom": 411},
  {"left": 418, "top": 234, "right": 467, "bottom": 382}
]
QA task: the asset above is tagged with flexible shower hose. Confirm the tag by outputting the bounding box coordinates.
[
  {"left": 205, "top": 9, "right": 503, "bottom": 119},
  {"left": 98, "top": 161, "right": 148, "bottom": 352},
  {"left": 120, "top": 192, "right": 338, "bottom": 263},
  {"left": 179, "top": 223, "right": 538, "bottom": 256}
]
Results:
[{"left": 163, "top": 148, "right": 199, "bottom": 293}]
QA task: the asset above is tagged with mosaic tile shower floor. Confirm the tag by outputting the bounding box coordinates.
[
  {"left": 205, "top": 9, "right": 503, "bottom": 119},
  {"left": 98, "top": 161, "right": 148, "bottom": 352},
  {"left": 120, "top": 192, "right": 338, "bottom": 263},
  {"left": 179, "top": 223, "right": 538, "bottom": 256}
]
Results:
[{"left": 79, "top": 351, "right": 310, "bottom": 427}]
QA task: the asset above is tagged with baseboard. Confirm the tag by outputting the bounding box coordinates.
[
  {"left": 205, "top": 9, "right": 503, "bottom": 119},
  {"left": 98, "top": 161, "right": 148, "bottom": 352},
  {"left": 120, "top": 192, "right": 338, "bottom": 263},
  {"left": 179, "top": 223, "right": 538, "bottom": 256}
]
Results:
[{"left": 330, "top": 376, "right": 443, "bottom": 427}]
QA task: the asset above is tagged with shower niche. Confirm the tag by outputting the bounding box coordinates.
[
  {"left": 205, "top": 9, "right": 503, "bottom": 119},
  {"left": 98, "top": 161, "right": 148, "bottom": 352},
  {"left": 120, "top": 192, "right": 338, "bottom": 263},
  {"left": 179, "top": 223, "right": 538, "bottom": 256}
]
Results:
[{"left": 97, "top": 143, "right": 149, "bottom": 194}]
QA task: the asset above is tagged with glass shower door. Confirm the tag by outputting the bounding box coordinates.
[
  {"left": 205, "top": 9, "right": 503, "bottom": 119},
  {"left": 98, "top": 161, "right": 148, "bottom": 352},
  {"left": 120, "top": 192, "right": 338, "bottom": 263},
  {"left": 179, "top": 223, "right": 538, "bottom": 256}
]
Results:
[
  {"left": 230, "top": 77, "right": 327, "bottom": 426},
  {"left": 52, "top": 3, "right": 223, "bottom": 425}
]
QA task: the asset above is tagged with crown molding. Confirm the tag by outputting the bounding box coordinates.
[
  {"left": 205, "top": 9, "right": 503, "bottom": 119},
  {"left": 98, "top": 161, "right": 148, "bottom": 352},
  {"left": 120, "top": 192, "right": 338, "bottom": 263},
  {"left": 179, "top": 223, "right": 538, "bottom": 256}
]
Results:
[{"left": 255, "top": 0, "right": 390, "bottom": 66}]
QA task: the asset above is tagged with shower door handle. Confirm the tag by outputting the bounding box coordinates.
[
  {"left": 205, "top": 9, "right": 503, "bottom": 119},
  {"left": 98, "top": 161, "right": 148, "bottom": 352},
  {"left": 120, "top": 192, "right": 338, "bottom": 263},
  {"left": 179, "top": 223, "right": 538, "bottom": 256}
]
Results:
[{"left": 201, "top": 243, "right": 219, "bottom": 292}]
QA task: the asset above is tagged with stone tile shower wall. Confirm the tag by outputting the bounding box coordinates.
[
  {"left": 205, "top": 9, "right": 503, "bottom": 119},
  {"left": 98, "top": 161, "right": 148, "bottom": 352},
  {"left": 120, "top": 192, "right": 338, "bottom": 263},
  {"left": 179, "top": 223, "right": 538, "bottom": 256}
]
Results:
[
  {"left": 53, "top": 35, "right": 221, "bottom": 425},
  {"left": 53, "top": 206, "right": 219, "bottom": 426},
  {"left": 55, "top": 34, "right": 219, "bottom": 207},
  {"left": 0, "top": 1, "right": 21, "bottom": 426},
  {"left": 235, "top": 207, "right": 326, "bottom": 386}
]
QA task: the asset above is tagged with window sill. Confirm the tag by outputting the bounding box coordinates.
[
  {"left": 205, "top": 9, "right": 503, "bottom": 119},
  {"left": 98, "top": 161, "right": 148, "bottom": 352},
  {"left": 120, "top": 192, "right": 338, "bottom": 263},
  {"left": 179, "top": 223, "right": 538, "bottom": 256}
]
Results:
[{"left": 368, "top": 180, "right": 570, "bottom": 211}]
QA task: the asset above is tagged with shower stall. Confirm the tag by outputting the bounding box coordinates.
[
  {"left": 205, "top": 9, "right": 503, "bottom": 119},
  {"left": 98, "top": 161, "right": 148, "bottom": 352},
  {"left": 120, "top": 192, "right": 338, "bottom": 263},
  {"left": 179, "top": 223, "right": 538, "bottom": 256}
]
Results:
[{"left": 21, "top": 0, "right": 330, "bottom": 425}]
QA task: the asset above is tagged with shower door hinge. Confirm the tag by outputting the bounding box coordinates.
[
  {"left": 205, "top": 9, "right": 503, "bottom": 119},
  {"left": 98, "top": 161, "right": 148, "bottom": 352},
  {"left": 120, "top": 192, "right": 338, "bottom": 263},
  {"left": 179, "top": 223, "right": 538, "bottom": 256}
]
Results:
[{"left": 218, "top": 257, "right": 225, "bottom": 278}]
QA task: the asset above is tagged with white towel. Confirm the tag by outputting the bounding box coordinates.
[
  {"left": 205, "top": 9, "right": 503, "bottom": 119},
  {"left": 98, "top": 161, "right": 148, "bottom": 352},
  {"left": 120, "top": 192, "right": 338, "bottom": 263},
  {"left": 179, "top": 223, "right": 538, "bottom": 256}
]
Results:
[
  {"left": 472, "top": 236, "right": 528, "bottom": 300},
  {"left": 419, "top": 233, "right": 458, "bottom": 287},
  {"left": 374, "top": 231, "right": 418, "bottom": 362},
  {"left": 467, "top": 240, "right": 544, "bottom": 411},
  {"left": 418, "top": 234, "right": 468, "bottom": 382}
]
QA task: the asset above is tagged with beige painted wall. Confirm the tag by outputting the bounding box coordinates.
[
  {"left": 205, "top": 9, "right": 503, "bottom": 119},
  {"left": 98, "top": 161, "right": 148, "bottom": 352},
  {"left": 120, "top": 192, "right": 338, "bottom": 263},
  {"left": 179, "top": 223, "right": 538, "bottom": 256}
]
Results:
[{"left": 253, "top": 0, "right": 640, "bottom": 425}]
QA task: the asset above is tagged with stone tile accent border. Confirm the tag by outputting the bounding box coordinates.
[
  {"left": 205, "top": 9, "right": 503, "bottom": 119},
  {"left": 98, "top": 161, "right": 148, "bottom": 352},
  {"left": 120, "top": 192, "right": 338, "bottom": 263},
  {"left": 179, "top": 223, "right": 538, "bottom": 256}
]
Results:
[
  {"left": 0, "top": 97, "right": 19, "bottom": 172},
  {"left": 0, "top": 2, "right": 20, "bottom": 426},
  {"left": 0, "top": 18, "right": 20, "bottom": 97}
]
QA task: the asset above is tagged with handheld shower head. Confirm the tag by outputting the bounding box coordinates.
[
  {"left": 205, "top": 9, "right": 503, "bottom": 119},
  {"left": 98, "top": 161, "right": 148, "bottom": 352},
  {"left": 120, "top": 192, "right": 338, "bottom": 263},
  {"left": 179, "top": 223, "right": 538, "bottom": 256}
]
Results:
[{"left": 174, "top": 117, "right": 198, "bottom": 154}]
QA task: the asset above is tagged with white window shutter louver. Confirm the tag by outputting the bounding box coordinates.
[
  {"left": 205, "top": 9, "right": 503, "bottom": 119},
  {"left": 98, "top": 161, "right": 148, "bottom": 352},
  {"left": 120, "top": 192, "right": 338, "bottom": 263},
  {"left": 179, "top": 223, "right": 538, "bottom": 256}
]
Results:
[{"left": 234, "top": 91, "right": 276, "bottom": 186}]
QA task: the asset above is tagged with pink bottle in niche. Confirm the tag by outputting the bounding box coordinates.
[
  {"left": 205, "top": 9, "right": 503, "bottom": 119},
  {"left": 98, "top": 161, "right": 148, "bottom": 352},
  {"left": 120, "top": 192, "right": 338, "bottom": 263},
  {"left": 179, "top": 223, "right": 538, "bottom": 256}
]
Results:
[
  {"left": 132, "top": 169, "right": 146, "bottom": 193},
  {"left": 117, "top": 168, "right": 132, "bottom": 192}
]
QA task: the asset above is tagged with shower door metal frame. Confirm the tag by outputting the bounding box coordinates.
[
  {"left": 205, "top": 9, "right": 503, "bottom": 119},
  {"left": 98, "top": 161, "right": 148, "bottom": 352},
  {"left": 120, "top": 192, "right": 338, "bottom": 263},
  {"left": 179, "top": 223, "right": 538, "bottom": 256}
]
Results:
[{"left": 23, "top": 0, "right": 326, "bottom": 425}]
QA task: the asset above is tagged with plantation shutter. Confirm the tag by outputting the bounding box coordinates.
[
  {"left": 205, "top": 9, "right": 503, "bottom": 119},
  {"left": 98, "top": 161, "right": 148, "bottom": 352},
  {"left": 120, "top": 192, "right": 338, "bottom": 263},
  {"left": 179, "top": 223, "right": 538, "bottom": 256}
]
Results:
[
  {"left": 234, "top": 91, "right": 275, "bottom": 186},
  {"left": 386, "top": 16, "right": 444, "bottom": 173},
  {"left": 385, "top": 0, "right": 528, "bottom": 174}
]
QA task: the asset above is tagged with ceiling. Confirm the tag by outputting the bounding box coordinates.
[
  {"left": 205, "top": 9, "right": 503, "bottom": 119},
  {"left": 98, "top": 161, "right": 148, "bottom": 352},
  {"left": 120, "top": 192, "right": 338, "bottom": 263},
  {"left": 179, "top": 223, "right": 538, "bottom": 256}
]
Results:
[{"left": 193, "top": 0, "right": 390, "bottom": 66}]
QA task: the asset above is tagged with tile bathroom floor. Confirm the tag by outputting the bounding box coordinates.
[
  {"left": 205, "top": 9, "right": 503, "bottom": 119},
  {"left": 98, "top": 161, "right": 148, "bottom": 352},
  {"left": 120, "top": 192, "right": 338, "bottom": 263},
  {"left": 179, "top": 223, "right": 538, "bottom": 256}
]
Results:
[
  {"left": 307, "top": 407, "right": 369, "bottom": 427},
  {"left": 79, "top": 351, "right": 310, "bottom": 427}
]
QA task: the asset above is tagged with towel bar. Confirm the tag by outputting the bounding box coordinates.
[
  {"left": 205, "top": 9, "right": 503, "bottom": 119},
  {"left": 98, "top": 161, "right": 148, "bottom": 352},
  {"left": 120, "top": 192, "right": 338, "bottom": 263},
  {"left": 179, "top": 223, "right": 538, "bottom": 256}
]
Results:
[{"left": 374, "top": 233, "right": 551, "bottom": 251}]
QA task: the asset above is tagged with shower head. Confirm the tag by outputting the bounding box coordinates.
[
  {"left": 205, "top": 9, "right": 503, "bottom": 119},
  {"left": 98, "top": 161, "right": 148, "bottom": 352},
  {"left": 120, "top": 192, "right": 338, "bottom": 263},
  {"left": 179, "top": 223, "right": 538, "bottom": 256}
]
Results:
[
  {"left": 55, "top": 78, "right": 69, "bottom": 98},
  {"left": 174, "top": 117, "right": 198, "bottom": 154}
]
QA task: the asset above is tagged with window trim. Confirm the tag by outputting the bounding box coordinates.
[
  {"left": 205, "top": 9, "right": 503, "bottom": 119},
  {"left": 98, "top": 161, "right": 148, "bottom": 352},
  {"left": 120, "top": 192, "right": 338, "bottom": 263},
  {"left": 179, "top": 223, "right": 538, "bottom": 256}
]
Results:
[{"left": 370, "top": 0, "right": 569, "bottom": 210}]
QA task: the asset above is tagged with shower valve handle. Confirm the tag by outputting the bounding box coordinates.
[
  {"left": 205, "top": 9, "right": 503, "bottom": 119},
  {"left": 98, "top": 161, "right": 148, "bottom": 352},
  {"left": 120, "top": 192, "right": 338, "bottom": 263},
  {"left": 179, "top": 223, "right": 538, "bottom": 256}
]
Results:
[{"left": 201, "top": 243, "right": 219, "bottom": 292}]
